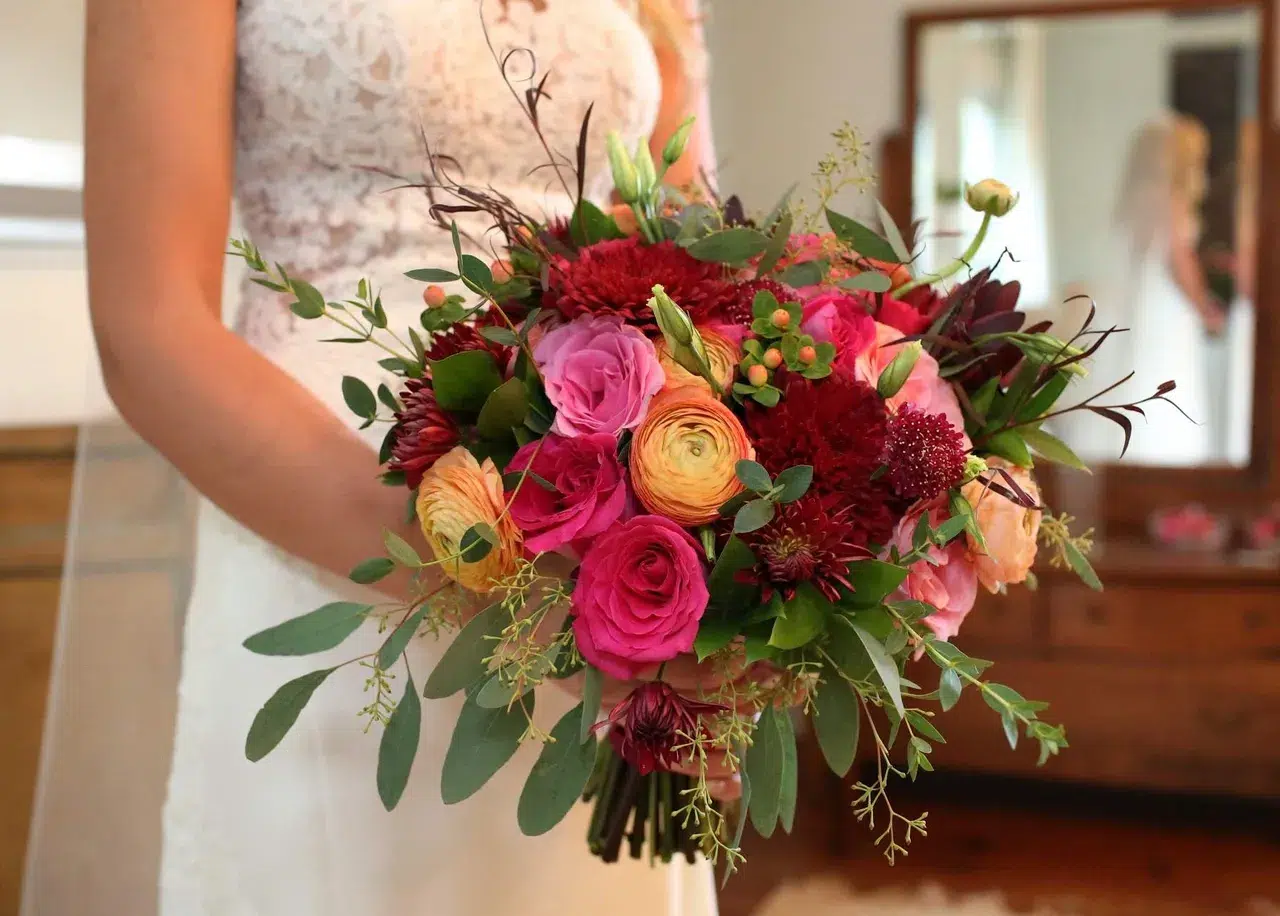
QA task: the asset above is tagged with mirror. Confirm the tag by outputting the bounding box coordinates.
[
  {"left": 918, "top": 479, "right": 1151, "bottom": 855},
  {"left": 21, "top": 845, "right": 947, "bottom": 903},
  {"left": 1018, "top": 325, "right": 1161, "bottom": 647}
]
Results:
[{"left": 911, "top": 5, "right": 1261, "bottom": 469}]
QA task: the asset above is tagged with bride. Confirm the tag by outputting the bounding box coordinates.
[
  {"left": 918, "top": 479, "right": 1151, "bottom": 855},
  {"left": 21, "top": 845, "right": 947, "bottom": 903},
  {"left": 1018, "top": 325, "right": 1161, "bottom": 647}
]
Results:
[{"left": 57, "top": 0, "right": 733, "bottom": 913}]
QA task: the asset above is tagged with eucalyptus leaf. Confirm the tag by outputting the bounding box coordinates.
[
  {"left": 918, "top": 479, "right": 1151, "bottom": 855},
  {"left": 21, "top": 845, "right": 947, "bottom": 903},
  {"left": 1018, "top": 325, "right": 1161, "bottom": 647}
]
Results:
[
  {"left": 694, "top": 617, "right": 740, "bottom": 661},
  {"left": 876, "top": 199, "right": 913, "bottom": 264},
  {"left": 290, "top": 279, "right": 326, "bottom": 319},
  {"left": 518, "top": 703, "right": 598, "bottom": 836},
  {"left": 769, "top": 583, "right": 831, "bottom": 650},
  {"left": 580, "top": 664, "right": 604, "bottom": 743},
  {"left": 745, "top": 704, "right": 785, "bottom": 838},
  {"left": 476, "top": 377, "right": 529, "bottom": 440},
  {"left": 1022, "top": 427, "right": 1090, "bottom": 471},
  {"left": 475, "top": 671, "right": 523, "bottom": 709},
  {"left": 734, "top": 499, "right": 776, "bottom": 534},
  {"left": 377, "top": 672, "right": 421, "bottom": 811},
  {"left": 843, "top": 560, "right": 909, "bottom": 609},
  {"left": 825, "top": 208, "right": 899, "bottom": 263},
  {"left": 245, "top": 668, "right": 335, "bottom": 761},
  {"left": 349, "top": 557, "right": 395, "bottom": 585},
  {"left": 441, "top": 685, "right": 529, "bottom": 804},
  {"left": 852, "top": 623, "right": 906, "bottom": 717},
  {"left": 684, "top": 227, "right": 770, "bottom": 263},
  {"left": 721, "top": 763, "right": 752, "bottom": 889},
  {"left": 1063, "top": 539, "right": 1103, "bottom": 591},
  {"left": 776, "top": 260, "right": 825, "bottom": 288},
  {"left": 405, "top": 267, "right": 460, "bottom": 282},
  {"left": 459, "top": 525, "right": 496, "bottom": 562},
  {"left": 773, "top": 465, "right": 813, "bottom": 503},
  {"left": 383, "top": 531, "right": 421, "bottom": 568},
  {"left": 778, "top": 710, "right": 799, "bottom": 834},
  {"left": 813, "top": 671, "right": 860, "bottom": 776},
  {"left": 838, "top": 272, "right": 893, "bottom": 293},
  {"left": 939, "top": 667, "right": 963, "bottom": 711},
  {"left": 480, "top": 326, "right": 521, "bottom": 347},
  {"left": 243, "top": 602, "right": 371, "bottom": 657},
  {"left": 341, "top": 376, "right": 377, "bottom": 420},
  {"left": 422, "top": 603, "right": 506, "bottom": 699},
  {"left": 707, "top": 536, "right": 758, "bottom": 612},
  {"left": 735, "top": 459, "right": 773, "bottom": 494},
  {"left": 376, "top": 606, "right": 429, "bottom": 671},
  {"left": 430, "top": 350, "right": 504, "bottom": 414},
  {"left": 460, "top": 254, "right": 493, "bottom": 292}
]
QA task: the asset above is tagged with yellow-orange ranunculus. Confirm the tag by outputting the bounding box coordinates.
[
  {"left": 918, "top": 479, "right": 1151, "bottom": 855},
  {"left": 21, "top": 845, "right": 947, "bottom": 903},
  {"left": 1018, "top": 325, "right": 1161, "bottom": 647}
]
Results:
[
  {"left": 415, "top": 446, "right": 521, "bottom": 592},
  {"left": 631, "top": 388, "right": 755, "bottom": 526},
  {"left": 961, "top": 458, "right": 1041, "bottom": 593},
  {"left": 655, "top": 325, "right": 738, "bottom": 396}
]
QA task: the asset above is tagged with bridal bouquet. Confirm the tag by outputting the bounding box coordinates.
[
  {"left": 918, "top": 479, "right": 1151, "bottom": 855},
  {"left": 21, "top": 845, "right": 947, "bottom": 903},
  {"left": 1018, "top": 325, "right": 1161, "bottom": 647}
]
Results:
[{"left": 232, "top": 100, "right": 1176, "bottom": 875}]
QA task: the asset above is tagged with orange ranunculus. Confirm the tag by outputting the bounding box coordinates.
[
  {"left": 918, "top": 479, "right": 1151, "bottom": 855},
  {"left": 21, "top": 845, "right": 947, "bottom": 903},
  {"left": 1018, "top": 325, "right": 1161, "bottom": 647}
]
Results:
[
  {"left": 415, "top": 446, "right": 521, "bottom": 592},
  {"left": 631, "top": 388, "right": 755, "bottom": 526},
  {"left": 961, "top": 458, "right": 1041, "bottom": 593},
  {"left": 655, "top": 325, "right": 738, "bottom": 396},
  {"left": 609, "top": 203, "right": 640, "bottom": 237}
]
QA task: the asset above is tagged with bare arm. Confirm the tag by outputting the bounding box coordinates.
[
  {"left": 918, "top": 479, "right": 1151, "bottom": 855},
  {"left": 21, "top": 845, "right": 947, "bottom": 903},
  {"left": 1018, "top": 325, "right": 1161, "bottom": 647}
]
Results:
[
  {"left": 1166, "top": 209, "right": 1224, "bottom": 334},
  {"left": 86, "top": 0, "right": 426, "bottom": 595},
  {"left": 648, "top": 0, "right": 716, "bottom": 191}
]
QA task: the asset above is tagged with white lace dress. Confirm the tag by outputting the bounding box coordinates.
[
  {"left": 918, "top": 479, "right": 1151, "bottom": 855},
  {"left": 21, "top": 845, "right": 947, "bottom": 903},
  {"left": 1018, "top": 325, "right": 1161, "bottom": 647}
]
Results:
[{"left": 159, "top": 1, "right": 717, "bottom": 912}]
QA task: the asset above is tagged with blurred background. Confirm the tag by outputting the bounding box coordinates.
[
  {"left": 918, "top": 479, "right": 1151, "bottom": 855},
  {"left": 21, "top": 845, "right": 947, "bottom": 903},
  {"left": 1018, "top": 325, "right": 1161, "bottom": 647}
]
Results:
[{"left": 2, "top": 0, "right": 1278, "bottom": 914}]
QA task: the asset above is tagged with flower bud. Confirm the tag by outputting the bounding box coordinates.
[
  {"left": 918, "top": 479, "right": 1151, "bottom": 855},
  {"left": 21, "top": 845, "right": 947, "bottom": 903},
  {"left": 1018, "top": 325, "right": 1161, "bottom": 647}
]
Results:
[
  {"left": 650, "top": 284, "right": 717, "bottom": 389},
  {"left": 606, "top": 131, "right": 640, "bottom": 204},
  {"left": 661, "top": 115, "right": 696, "bottom": 167},
  {"left": 490, "top": 259, "right": 514, "bottom": 285},
  {"left": 965, "top": 178, "right": 1019, "bottom": 217},
  {"left": 634, "top": 140, "right": 658, "bottom": 198},
  {"left": 423, "top": 284, "right": 448, "bottom": 309},
  {"left": 747, "top": 364, "right": 769, "bottom": 388},
  {"left": 877, "top": 340, "right": 922, "bottom": 399},
  {"left": 771, "top": 308, "right": 792, "bottom": 330},
  {"left": 961, "top": 454, "right": 989, "bottom": 485},
  {"left": 798, "top": 345, "right": 817, "bottom": 365},
  {"left": 763, "top": 348, "right": 783, "bottom": 370}
]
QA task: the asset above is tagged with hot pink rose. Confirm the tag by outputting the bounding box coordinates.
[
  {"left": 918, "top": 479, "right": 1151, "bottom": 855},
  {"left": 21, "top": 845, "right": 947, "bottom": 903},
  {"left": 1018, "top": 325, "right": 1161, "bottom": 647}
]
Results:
[
  {"left": 505, "top": 434, "right": 628, "bottom": 554},
  {"left": 876, "top": 287, "right": 942, "bottom": 336},
  {"left": 855, "top": 322, "right": 970, "bottom": 446},
  {"left": 571, "top": 515, "right": 709, "bottom": 679},
  {"left": 534, "top": 315, "right": 665, "bottom": 438},
  {"left": 800, "top": 290, "right": 876, "bottom": 371},
  {"left": 888, "top": 500, "right": 979, "bottom": 644}
]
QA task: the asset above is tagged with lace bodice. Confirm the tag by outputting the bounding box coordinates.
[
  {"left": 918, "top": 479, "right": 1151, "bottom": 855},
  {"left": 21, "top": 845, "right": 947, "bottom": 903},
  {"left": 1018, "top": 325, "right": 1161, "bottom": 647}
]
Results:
[{"left": 233, "top": 0, "right": 662, "bottom": 345}]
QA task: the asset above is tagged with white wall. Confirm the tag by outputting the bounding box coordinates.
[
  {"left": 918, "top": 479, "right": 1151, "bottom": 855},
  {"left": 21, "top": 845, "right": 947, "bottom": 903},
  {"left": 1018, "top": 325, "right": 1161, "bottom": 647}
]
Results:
[{"left": 0, "top": 0, "right": 84, "bottom": 144}]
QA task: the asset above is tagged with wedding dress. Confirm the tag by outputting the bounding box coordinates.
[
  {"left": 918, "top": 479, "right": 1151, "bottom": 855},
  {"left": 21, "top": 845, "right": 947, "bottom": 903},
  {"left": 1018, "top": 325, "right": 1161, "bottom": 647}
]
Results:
[{"left": 57, "top": 1, "right": 718, "bottom": 913}]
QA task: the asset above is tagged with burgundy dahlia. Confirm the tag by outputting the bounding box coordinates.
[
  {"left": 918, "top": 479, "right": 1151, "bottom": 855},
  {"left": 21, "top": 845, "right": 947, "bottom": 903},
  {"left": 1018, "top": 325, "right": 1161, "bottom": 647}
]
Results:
[
  {"left": 386, "top": 379, "right": 460, "bottom": 489},
  {"left": 745, "top": 372, "right": 900, "bottom": 549},
  {"left": 423, "top": 322, "right": 508, "bottom": 364},
  {"left": 884, "top": 406, "right": 968, "bottom": 501},
  {"left": 603, "top": 682, "right": 728, "bottom": 776},
  {"left": 544, "top": 237, "right": 736, "bottom": 333},
  {"left": 739, "top": 494, "right": 870, "bottom": 602}
]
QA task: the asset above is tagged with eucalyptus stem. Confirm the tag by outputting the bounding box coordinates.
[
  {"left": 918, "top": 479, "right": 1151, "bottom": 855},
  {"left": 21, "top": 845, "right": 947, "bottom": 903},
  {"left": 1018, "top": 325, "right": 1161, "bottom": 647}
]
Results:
[{"left": 891, "top": 212, "right": 992, "bottom": 297}]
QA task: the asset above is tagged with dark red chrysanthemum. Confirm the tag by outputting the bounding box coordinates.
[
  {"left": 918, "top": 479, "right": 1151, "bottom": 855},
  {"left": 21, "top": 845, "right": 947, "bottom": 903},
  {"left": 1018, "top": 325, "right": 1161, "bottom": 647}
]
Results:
[
  {"left": 739, "top": 494, "right": 870, "bottom": 602},
  {"left": 544, "top": 237, "right": 736, "bottom": 332},
  {"left": 884, "top": 406, "right": 968, "bottom": 501},
  {"left": 602, "top": 682, "right": 728, "bottom": 776},
  {"left": 702, "top": 277, "right": 796, "bottom": 329},
  {"left": 386, "top": 379, "right": 460, "bottom": 489},
  {"left": 746, "top": 372, "right": 899, "bottom": 548},
  {"left": 423, "top": 322, "right": 509, "bottom": 364}
]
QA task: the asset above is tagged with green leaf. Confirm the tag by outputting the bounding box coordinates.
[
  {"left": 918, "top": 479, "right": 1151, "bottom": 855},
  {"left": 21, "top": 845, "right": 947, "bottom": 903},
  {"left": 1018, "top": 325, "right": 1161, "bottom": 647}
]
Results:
[
  {"left": 341, "top": 376, "right": 377, "bottom": 419},
  {"left": 377, "top": 672, "right": 422, "bottom": 810},
  {"left": 735, "top": 459, "right": 773, "bottom": 493},
  {"left": 475, "top": 377, "right": 529, "bottom": 440},
  {"left": 243, "top": 602, "right": 370, "bottom": 656},
  {"left": 843, "top": 559, "right": 909, "bottom": 609},
  {"left": 876, "top": 200, "right": 913, "bottom": 264},
  {"left": 684, "top": 227, "right": 770, "bottom": 263},
  {"left": 722, "top": 760, "right": 752, "bottom": 888},
  {"left": 838, "top": 272, "right": 893, "bottom": 293},
  {"left": 423, "top": 603, "right": 506, "bottom": 699},
  {"left": 939, "top": 668, "right": 963, "bottom": 711},
  {"left": 1062, "top": 539, "right": 1103, "bottom": 591},
  {"left": 948, "top": 489, "right": 986, "bottom": 552},
  {"left": 695, "top": 617, "right": 740, "bottom": 661},
  {"left": 459, "top": 524, "right": 497, "bottom": 562},
  {"left": 708, "top": 536, "right": 758, "bottom": 612},
  {"left": 1016, "top": 371, "right": 1071, "bottom": 422},
  {"left": 969, "top": 376, "right": 1000, "bottom": 420},
  {"left": 745, "top": 704, "right": 787, "bottom": 838},
  {"left": 755, "top": 211, "right": 794, "bottom": 277},
  {"left": 349, "top": 557, "right": 395, "bottom": 585},
  {"left": 769, "top": 583, "right": 831, "bottom": 650},
  {"left": 405, "top": 267, "right": 460, "bottom": 282},
  {"left": 931, "top": 514, "right": 969, "bottom": 547},
  {"left": 460, "top": 254, "right": 493, "bottom": 292},
  {"left": 813, "top": 671, "right": 860, "bottom": 777},
  {"left": 1002, "top": 712, "right": 1019, "bottom": 749},
  {"left": 734, "top": 499, "right": 776, "bottom": 534},
  {"left": 290, "top": 279, "right": 326, "bottom": 319},
  {"left": 580, "top": 665, "right": 604, "bottom": 743},
  {"left": 743, "top": 632, "right": 778, "bottom": 664},
  {"left": 376, "top": 606, "right": 429, "bottom": 671},
  {"left": 825, "top": 208, "right": 899, "bottom": 263},
  {"left": 475, "top": 671, "right": 522, "bottom": 709},
  {"left": 383, "top": 531, "right": 421, "bottom": 568},
  {"left": 906, "top": 709, "right": 946, "bottom": 743},
  {"left": 776, "top": 260, "right": 825, "bottom": 288},
  {"left": 441, "top": 685, "right": 529, "bottom": 804},
  {"left": 518, "top": 703, "right": 599, "bottom": 835},
  {"left": 480, "top": 326, "right": 521, "bottom": 347},
  {"left": 1022, "top": 427, "right": 1090, "bottom": 472},
  {"left": 773, "top": 465, "right": 813, "bottom": 503},
  {"left": 852, "top": 623, "right": 905, "bottom": 717},
  {"left": 430, "top": 350, "right": 504, "bottom": 413},
  {"left": 778, "top": 710, "right": 799, "bottom": 834},
  {"left": 245, "top": 668, "right": 335, "bottom": 761},
  {"left": 377, "top": 383, "right": 399, "bottom": 412},
  {"left": 984, "top": 430, "right": 1034, "bottom": 468},
  {"left": 569, "top": 199, "right": 623, "bottom": 246}
]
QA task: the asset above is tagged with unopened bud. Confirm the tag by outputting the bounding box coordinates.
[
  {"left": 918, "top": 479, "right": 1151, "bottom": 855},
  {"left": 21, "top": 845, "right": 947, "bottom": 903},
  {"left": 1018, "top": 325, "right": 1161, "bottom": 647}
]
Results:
[
  {"left": 606, "top": 131, "right": 640, "bottom": 204},
  {"left": 661, "top": 115, "right": 696, "bottom": 166},
  {"left": 798, "top": 345, "right": 817, "bottom": 365},
  {"left": 634, "top": 140, "right": 658, "bottom": 197},
  {"left": 423, "top": 284, "right": 448, "bottom": 308},
  {"left": 965, "top": 178, "right": 1018, "bottom": 218},
  {"left": 490, "top": 259, "right": 514, "bottom": 285},
  {"left": 771, "top": 308, "right": 792, "bottom": 330},
  {"left": 763, "top": 348, "right": 783, "bottom": 370},
  {"left": 877, "top": 341, "right": 922, "bottom": 399},
  {"left": 747, "top": 364, "right": 769, "bottom": 388},
  {"left": 961, "top": 455, "right": 989, "bottom": 484}
]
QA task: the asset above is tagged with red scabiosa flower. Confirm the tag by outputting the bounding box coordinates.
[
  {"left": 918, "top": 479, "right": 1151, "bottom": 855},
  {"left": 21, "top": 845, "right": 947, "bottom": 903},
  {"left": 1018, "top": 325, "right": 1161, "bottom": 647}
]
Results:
[
  {"left": 739, "top": 494, "right": 870, "bottom": 602},
  {"left": 745, "top": 372, "right": 899, "bottom": 548},
  {"left": 884, "top": 405, "right": 969, "bottom": 501},
  {"left": 602, "top": 681, "right": 727, "bottom": 776},
  {"left": 544, "top": 237, "right": 736, "bottom": 333},
  {"left": 386, "top": 379, "right": 460, "bottom": 489},
  {"left": 703, "top": 277, "right": 795, "bottom": 330}
]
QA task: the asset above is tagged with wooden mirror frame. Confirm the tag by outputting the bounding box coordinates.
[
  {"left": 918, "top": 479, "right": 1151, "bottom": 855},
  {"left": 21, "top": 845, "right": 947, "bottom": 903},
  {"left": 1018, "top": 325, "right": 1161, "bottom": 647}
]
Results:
[{"left": 882, "top": 0, "right": 1279, "bottom": 538}]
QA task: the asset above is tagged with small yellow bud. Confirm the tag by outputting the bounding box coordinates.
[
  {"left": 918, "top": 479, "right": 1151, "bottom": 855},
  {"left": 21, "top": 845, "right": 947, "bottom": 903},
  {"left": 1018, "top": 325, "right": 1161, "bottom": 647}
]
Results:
[{"left": 965, "top": 178, "right": 1019, "bottom": 217}]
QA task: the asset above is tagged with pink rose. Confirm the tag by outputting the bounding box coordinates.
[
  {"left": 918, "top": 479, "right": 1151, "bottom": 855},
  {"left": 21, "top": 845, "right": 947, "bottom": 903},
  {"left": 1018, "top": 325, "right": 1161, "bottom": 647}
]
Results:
[
  {"left": 534, "top": 315, "right": 665, "bottom": 438},
  {"left": 571, "top": 515, "right": 709, "bottom": 679},
  {"left": 856, "top": 322, "right": 970, "bottom": 446},
  {"left": 505, "top": 433, "right": 629, "bottom": 554},
  {"left": 888, "top": 500, "right": 979, "bottom": 644},
  {"left": 875, "top": 287, "right": 942, "bottom": 336},
  {"left": 800, "top": 290, "right": 876, "bottom": 371}
]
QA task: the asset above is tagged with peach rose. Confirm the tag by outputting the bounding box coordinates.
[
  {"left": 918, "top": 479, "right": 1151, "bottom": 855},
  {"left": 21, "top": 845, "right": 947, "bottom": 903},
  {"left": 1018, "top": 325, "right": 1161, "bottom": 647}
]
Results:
[
  {"left": 655, "top": 325, "right": 738, "bottom": 396},
  {"left": 631, "top": 388, "right": 755, "bottom": 526},
  {"left": 961, "top": 458, "right": 1041, "bottom": 593},
  {"left": 416, "top": 446, "right": 521, "bottom": 592}
]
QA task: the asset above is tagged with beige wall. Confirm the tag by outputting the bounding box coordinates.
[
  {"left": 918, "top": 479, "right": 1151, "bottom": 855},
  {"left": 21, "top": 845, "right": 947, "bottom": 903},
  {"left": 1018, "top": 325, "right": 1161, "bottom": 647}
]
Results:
[{"left": 0, "top": 0, "right": 84, "bottom": 144}]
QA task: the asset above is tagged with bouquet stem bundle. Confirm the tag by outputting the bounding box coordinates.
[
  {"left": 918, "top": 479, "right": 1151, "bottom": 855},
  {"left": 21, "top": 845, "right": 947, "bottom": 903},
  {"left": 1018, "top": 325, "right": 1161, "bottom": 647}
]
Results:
[{"left": 583, "top": 744, "right": 703, "bottom": 865}]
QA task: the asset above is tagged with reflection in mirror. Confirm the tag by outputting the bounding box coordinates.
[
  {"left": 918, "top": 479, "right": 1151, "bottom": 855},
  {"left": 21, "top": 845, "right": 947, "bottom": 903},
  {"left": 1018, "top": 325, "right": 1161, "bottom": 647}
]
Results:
[{"left": 914, "top": 7, "right": 1259, "bottom": 468}]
